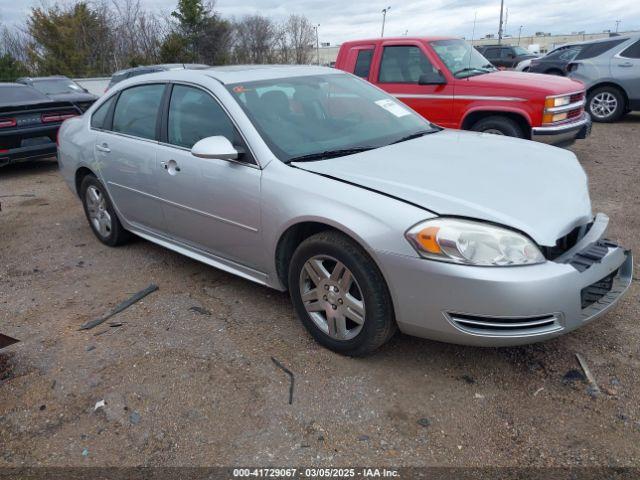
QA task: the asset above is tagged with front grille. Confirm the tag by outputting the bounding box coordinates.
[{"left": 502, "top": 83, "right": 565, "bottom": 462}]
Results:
[
  {"left": 448, "top": 313, "right": 562, "bottom": 336},
  {"left": 570, "top": 92, "right": 585, "bottom": 103},
  {"left": 581, "top": 270, "right": 618, "bottom": 309}
]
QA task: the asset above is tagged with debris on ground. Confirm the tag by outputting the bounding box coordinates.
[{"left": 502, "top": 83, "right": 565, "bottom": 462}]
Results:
[
  {"left": 0, "top": 193, "right": 35, "bottom": 198},
  {"left": 533, "top": 387, "right": 545, "bottom": 397},
  {"left": 271, "top": 357, "right": 295, "bottom": 405},
  {"left": 417, "top": 418, "right": 431, "bottom": 427},
  {"left": 459, "top": 374, "right": 475, "bottom": 384},
  {"left": 189, "top": 306, "right": 212, "bottom": 316},
  {"left": 0, "top": 333, "right": 19, "bottom": 350},
  {"left": 576, "top": 353, "right": 601, "bottom": 396},
  {"left": 129, "top": 411, "right": 141, "bottom": 425},
  {"left": 94, "top": 400, "right": 106, "bottom": 411},
  {"left": 79, "top": 284, "right": 159, "bottom": 330},
  {"left": 562, "top": 369, "right": 586, "bottom": 385}
]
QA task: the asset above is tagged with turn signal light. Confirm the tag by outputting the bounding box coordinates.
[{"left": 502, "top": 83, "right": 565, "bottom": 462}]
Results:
[{"left": 416, "top": 226, "right": 442, "bottom": 254}]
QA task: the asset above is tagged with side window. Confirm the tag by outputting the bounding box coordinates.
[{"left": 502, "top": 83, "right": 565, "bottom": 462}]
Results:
[
  {"left": 90, "top": 95, "right": 116, "bottom": 130},
  {"left": 500, "top": 48, "right": 514, "bottom": 59},
  {"left": 620, "top": 40, "right": 640, "bottom": 59},
  {"left": 112, "top": 84, "right": 165, "bottom": 140},
  {"left": 484, "top": 48, "right": 500, "bottom": 58},
  {"left": 167, "top": 85, "right": 238, "bottom": 150},
  {"left": 354, "top": 49, "right": 374, "bottom": 78},
  {"left": 379, "top": 45, "right": 437, "bottom": 83}
]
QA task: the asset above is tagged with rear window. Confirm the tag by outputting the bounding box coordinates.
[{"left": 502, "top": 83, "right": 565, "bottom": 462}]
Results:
[
  {"left": 354, "top": 49, "right": 374, "bottom": 78},
  {"left": 0, "top": 85, "right": 49, "bottom": 104},
  {"left": 91, "top": 95, "right": 116, "bottom": 130},
  {"left": 620, "top": 40, "right": 640, "bottom": 59},
  {"left": 575, "top": 39, "right": 628, "bottom": 60}
]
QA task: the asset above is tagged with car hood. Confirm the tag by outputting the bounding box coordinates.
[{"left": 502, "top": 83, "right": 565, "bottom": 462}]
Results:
[
  {"left": 292, "top": 130, "right": 592, "bottom": 247},
  {"left": 466, "top": 70, "right": 584, "bottom": 94}
]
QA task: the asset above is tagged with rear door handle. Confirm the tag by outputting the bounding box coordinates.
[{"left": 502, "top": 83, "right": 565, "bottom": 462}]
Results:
[
  {"left": 618, "top": 62, "right": 633, "bottom": 67},
  {"left": 96, "top": 143, "right": 110, "bottom": 153}
]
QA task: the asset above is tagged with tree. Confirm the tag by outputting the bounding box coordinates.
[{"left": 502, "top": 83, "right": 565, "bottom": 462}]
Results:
[
  {"left": 161, "top": 0, "right": 231, "bottom": 65},
  {"left": 0, "top": 53, "right": 28, "bottom": 82},
  {"left": 26, "top": 2, "right": 113, "bottom": 76},
  {"left": 284, "top": 14, "right": 314, "bottom": 64},
  {"left": 232, "top": 15, "right": 278, "bottom": 64}
]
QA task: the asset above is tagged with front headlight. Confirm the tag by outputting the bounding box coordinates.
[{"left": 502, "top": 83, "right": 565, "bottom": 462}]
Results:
[{"left": 405, "top": 218, "right": 545, "bottom": 266}]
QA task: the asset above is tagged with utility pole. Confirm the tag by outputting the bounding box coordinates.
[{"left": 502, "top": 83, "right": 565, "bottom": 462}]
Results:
[
  {"left": 497, "top": 0, "right": 504, "bottom": 44},
  {"left": 517, "top": 25, "right": 523, "bottom": 45},
  {"left": 615, "top": 20, "right": 621, "bottom": 33},
  {"left": 381, "top": 6, "right": 391, "bottom": 37},
  {"left": 313, "top": 24, "right": 320, "bottom": 65}
]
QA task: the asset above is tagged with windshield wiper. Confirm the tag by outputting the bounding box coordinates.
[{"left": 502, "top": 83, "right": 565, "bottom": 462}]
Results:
[
  {"left": 453, "top": 66, "right": 491, "bottom": 77},
  {"left": 287, "top": 147, "right": 375, "bottom": 163},
  {"left": 390, "top": 130, "right": 435, "bottom": 145}
]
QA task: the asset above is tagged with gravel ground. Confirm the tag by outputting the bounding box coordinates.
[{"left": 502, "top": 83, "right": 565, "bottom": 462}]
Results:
[{"left": 0, "top": 116, "right": 639, "bottom": 468}]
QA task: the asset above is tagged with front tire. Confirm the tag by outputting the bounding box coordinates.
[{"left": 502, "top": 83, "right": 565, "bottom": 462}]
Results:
[
  {"left": 288, "top": 231, "right": 396, "bottom": 356},
  {"left": 587, "top": 86, "right": 625, "bottom": 122},
  {"left": 470, "top": 116, "right": 524, "bottom": 138},
  {"left": 80, "top": 174, "right": 130, "bottom": 246}
]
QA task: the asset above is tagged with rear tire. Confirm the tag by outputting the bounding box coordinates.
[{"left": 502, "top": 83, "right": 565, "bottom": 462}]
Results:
[
  {"left": 80, "top": 174, "right": 131, "bottom": 247},
  {"left": 288, "top": 231, "right": 396, "bottom": 356},
  {"left": 470, "top": 116, "right": 524, "bottom": 138},
  {"left": 587, "top": 86, "right": 625, "bottom": 123}
]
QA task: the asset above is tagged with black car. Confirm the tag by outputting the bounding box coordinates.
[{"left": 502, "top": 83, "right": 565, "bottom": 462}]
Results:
[
  {"left": 0, "top": 83, "right": 80, "bottom": 167},
  {"left": 476, "top": 44, "right": 536, "bottom": 69},
  {"left": 107, "top": 63, "right": 210, "bottom": 90},
  {"left": 529, "top": 37, "right": 631, "bottom": 76},
  {"left": 16, "top": 75, "right": 98, "bottom": 112}
]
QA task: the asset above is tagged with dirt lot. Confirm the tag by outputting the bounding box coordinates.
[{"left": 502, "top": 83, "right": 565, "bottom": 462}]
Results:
[{"left": 1, "top": 117, "right": 639, "bottom": 468}]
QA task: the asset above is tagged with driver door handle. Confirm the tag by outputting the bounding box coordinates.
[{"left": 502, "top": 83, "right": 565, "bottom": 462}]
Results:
[{"left": 96, "top": 143, "right": 110, "bottom": 153}]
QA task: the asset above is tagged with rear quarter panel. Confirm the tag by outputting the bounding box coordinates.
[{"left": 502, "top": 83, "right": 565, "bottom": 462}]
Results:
[{"left": 57, "top": 115, "right": 96, "bottom": 195}]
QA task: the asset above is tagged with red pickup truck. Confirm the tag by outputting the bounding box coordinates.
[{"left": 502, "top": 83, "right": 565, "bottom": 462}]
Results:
[{"left": 336, "top": 37, "right": 592, "bottom": 146}]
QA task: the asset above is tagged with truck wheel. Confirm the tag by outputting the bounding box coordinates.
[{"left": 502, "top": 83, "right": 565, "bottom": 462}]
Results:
[
  {"left": 470, "top": 116, "right": 524, "bottom": 138},
  {"left": 587, "top": 86, "right": 625, "bottom": 122},
  {"left": 288, "top": 231, "right": 396, "bottom": 356},
  {"left": 545, "top": 69, "right": 565, "bottom": 76}
]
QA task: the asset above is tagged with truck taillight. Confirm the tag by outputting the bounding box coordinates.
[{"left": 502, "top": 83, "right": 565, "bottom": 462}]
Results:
[
  {"left": 41, "top": 112, "right": 78, "bottom": 123},
  {"left": 0, "top": 117, "right": 16, "bottom": 129}
]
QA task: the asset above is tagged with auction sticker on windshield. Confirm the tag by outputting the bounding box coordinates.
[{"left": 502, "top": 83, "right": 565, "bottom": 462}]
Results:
[{"left": 375, "top": 98, "right": 411, "bottom": 117}]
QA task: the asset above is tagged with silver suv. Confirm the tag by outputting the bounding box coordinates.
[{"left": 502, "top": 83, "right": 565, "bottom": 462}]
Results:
[{"left": 568, "top": 35, "right": 640, "bottom": 122}]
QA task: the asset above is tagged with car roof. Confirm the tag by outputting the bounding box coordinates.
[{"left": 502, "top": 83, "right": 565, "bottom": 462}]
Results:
[
  {"left": 107, "top": 65, "right": 343, "bottom": 92},
  {"left": 559, "top": 34, "right": 637, "bottom": 48},
  {"left": 342, "top": 36, "right": 460, "bottom": 46}
]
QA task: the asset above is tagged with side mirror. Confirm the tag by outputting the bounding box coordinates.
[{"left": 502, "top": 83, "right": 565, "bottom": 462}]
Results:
[
  {"left": 418, "top": 71, "right": 447, "bottom": 85},
  {"left": 191, "top": 136, "right": 238, "bottom": 161}
]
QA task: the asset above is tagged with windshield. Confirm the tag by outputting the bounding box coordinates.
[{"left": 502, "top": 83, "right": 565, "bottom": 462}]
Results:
[
  {"left": 512, "top": 46, "right": 529, "bottom": 56},
  {"left": 227, "top": 74, "right": 436, "bottom": 163},
  {"left": 32, "top": 79, "right": 85, "bottom": 95},
  {"left": 430, "top": 39, "right": 496, "bottom": 78}
]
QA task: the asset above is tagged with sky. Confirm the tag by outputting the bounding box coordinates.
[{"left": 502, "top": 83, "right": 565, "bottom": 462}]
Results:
[{"left": 2, "top": 0, "right": 640, "bottom": 45}]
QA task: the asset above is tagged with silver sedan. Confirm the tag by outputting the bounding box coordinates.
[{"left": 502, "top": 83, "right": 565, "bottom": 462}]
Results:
[{"left": 57, "top": 66, "right": 633, "bottom": 355}]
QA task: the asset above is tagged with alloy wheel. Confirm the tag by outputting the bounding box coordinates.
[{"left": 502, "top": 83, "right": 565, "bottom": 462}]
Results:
[
  {"left": 85, "top": 185, "right": 112, "bottom": 238},
  {"left": 590, "top": 92, "right": 618, "bottom": 120},
  {"left": 299, "top": 255, "right": 366, "bottom": 341}
]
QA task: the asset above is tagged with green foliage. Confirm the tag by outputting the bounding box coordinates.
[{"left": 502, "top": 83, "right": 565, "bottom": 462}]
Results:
[
  {"left": 26, "top": 2, "right": 112, "bottom": 76},
  {"left": 0, "top": 53, "right": 28, "bottom": 82}
]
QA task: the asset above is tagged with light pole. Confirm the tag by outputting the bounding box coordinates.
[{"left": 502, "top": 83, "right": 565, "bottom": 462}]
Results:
[
  {"left": 313, "top": 24, "right": 320, "bottom": 65},
  {"left": 517, "top": 25, "right": 523, "bottom": 45},
  {"left": 497, "top": 0, "right": 504, "bottom": 44},
  {"left": 381, "top": 6, "right": 391, "bottom": 37}
]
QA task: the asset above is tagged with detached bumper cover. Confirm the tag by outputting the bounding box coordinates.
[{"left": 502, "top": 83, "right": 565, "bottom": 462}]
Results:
[
  {"left": 377, "top": 214, "right": 632, "bottom": 347},
  {"left": 531, "top": 112, "right": 592, "bottom": 147},
  {"left": 0, "top": 124, "right": 59, "bottom": 167}
]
